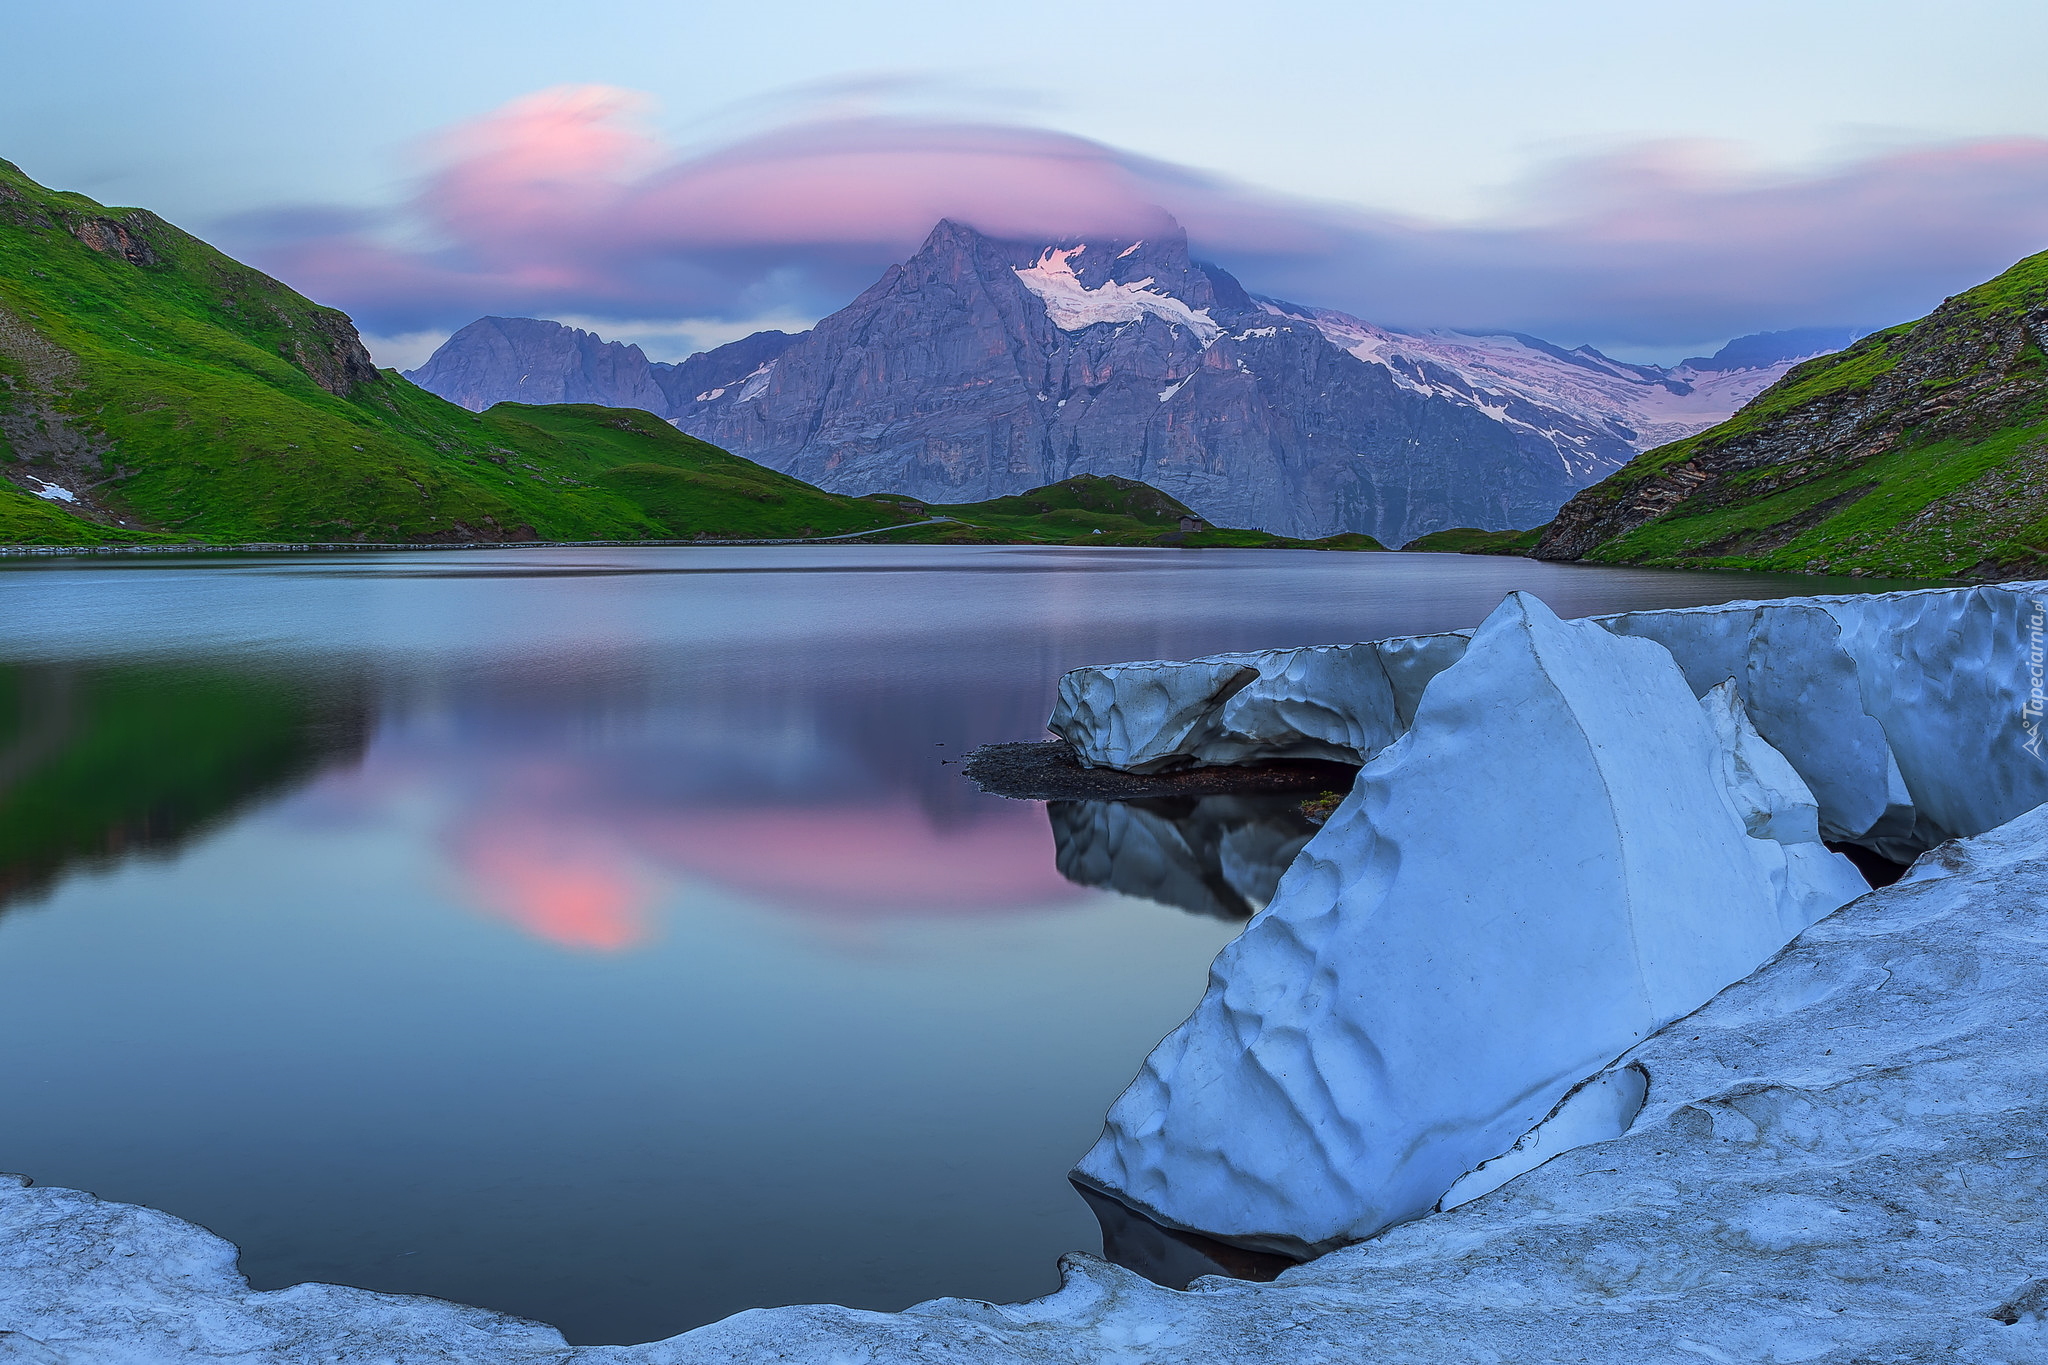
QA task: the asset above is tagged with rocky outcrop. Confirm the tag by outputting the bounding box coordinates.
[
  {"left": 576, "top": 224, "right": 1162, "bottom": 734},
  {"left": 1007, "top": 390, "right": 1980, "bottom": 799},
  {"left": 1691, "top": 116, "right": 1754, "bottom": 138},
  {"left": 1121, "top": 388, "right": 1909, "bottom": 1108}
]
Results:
[
  {"left": 68, "top": 213, "right": 159, "bottom": 267},
  {"left": 1051, "top": 581, "right": 2048, "bottom": 860},
  {"left": 282, "top": 301, "right": 381, "bottom": 398},
  {"left": 1072, "top": 595, "right": 1867, "bottom": 1253},
  {"left": 1533, "top": 248, "right": 2048, "bottom": 575},
  {"left": 404, "top": 316, "right": 671, "bottom": 412}
]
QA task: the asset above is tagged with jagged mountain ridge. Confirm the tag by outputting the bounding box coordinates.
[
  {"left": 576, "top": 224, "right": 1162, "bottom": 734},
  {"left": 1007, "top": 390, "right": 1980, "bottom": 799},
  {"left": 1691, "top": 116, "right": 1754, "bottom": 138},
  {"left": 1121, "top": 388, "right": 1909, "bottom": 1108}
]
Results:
[
  {"left": 1279, "top": 310, "right": 1856, "bottom": 461},
  {"left": 405, "top": 317, "right": 797, "bottom": 419},
  {"left": 408, "top": 221, "right": 1838, "bottom": 543}
]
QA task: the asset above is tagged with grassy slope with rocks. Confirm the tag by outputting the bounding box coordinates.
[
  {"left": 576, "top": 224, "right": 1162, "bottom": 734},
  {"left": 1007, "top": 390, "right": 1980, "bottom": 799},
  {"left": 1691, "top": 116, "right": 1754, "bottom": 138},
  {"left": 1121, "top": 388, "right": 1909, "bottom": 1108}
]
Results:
[
  {"left": 868, "top": 475, "right": 1385, "bottom": 549},
  {"left": 1400, "top": 526, "right": 1544, "bottom": 554},
  {"left": 1533, "top": 249, "right": 2048, "bottom": 578},
  {"left": 0, "top": 157, "right": 919, "bottom": 545}
]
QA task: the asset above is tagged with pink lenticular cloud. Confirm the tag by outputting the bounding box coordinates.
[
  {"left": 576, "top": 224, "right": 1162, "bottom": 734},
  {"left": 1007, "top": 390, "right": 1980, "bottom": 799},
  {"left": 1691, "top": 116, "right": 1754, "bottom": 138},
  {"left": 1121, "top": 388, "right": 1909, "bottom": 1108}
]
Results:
[{"left": 232, "top": 83, "right": 2048, "bottom": 351}]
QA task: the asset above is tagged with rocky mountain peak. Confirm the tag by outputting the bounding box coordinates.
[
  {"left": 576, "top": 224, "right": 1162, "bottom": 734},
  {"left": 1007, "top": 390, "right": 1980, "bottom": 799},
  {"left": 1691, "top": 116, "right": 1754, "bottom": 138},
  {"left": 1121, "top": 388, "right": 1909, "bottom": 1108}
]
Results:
[
  {"left": 907, "top": 217, "right": 1227, "bottom": 318},
  {"left": 405, "top": 218, "right": 1846, "bottom": 544}
]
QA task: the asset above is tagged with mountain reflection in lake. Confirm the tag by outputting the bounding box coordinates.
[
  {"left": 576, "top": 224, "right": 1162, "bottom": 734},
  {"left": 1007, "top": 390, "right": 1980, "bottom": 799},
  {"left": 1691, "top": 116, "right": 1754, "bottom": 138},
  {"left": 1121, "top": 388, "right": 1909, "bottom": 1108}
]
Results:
[{"left": 0, "top": 547, "right": 1928, "bottom": 1345}]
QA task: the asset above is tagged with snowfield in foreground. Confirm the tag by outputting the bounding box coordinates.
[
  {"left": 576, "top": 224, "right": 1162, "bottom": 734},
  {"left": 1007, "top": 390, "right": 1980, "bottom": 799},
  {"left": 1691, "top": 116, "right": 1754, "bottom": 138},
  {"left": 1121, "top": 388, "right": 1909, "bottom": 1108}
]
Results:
[
  {"left": 3, "top": 582, "right": 2045, "bottom": 1363},
  {"left": 3, "top": 804, "right": 2044, "bottom": 1362}
]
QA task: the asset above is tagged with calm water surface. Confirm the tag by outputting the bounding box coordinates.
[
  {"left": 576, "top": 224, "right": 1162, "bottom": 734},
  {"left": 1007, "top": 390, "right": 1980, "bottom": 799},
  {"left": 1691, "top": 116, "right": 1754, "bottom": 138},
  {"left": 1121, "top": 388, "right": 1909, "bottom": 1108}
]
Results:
[{"left": 0, "top": 546, "right": 1924, "bottom": 1344}]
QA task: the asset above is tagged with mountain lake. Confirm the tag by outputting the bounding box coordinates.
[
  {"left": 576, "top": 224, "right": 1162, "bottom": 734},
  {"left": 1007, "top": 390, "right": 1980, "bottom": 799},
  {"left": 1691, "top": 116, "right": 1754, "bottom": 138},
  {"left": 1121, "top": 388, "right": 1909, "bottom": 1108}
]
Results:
[{"left": 0, "top": 545, "right": 1929, "bottom": 1345}]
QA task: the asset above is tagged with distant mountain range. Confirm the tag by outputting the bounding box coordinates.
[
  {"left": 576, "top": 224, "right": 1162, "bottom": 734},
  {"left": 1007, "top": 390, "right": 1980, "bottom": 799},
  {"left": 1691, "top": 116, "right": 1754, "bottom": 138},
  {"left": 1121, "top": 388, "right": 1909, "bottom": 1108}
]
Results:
[{"left": 407, "top": 222, "right": 1853, "bottom": 543}]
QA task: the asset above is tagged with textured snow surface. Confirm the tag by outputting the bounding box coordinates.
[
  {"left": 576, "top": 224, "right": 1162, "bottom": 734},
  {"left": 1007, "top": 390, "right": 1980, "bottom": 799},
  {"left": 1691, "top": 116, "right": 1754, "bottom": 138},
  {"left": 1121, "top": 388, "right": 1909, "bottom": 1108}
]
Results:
[
  {"left": 1013, "top": 247, "right": 1223, "bottom": 344},
  {"left": 7, "top": 805, "right": 2045, "bottom": 1362},
  {"left": 1073, "top": 594, "right": 1867, "bottom": 1252},
  {"left": 1052, "top": 581, "right": 2048, "bottom": 858},
  {"left": 1435, "top": 1062, "right": 1649, "bottom": 1212}
]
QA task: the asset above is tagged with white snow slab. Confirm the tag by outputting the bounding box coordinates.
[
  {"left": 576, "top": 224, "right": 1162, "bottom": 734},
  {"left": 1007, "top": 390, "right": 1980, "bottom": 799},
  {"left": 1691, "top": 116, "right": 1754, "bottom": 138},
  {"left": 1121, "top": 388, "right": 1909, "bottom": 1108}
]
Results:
[
  {"left": 1435, "top": 1061, "right": 1648, "bottom": 1212},
  {"left": 9, "top": 767, "right": 2045, "bottom": 1362},
  {"left": 1050, "top": 581, "right": 2048, "bottom": 857},
  {"left": 1072, "top": 593, "right": 1867, "bottom": 1253}
]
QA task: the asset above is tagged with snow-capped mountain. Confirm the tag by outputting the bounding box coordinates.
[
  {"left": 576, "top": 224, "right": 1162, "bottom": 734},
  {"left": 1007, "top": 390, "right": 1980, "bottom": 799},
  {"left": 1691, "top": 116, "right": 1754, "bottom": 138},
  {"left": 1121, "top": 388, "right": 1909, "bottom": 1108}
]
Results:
[{"left": 406, "top": 222, "right": 1845, "bottom": 543}]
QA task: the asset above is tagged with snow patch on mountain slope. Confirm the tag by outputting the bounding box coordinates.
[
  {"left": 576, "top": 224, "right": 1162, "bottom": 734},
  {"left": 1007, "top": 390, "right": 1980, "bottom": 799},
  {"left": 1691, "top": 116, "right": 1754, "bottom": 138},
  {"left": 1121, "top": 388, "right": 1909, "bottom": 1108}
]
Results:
[
  {"left": 1015, "top": 247, "right": 1223, "bottom": 344},
  {"left": 732, "top": 361, "right": 775, "bottom": 403},
  {"left": 1289, "top": 302, "right": 1825, "bottom": 457}
]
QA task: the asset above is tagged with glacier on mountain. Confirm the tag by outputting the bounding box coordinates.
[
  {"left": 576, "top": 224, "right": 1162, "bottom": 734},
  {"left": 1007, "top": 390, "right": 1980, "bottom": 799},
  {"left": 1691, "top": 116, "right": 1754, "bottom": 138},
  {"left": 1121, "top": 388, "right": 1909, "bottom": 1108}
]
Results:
[
  {"left": 1014, "top": 246, "right": 1223, "bottom": 343},
  {"left": 1287, "top": 305, "right": 1841, "bottom": 473},
  {"left": 1052, "top": 581, "right": 2048, "bottom": 858},
  {"left": 1071, "top": 593, "right": 1869, "bottom": 1252}
]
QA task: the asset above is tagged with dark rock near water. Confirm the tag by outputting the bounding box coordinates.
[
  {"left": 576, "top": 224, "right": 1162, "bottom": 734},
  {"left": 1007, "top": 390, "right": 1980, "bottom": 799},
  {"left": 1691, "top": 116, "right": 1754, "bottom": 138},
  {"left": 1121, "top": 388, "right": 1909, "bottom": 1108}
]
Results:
[{"left": 963, "top": 738, "right": 1356, "bottom": 802}]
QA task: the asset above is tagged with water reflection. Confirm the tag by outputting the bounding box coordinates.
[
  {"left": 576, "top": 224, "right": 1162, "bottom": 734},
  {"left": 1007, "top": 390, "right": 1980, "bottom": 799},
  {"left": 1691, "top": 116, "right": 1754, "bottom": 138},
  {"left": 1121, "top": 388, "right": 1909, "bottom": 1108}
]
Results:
[
  {"left": 0, "top": 547, "right": 1928, "bottom": 1344},
  {"left": 1048, "top": 794, "right": 1340, "bottom": 921},
  {"left": 0, "top": 663, "right": 366, "bottom": 911},
  {"left": 299, "top": 659, "right": 1086, "bottom": 954},
  {"left": 1074, "top": 1183, "right": 1299, "bottom": 1289}
]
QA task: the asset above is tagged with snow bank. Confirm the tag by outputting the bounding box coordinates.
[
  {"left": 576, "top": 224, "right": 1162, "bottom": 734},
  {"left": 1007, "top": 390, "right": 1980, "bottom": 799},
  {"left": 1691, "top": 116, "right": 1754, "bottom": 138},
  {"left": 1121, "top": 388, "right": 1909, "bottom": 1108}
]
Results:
[
  {"left": 1072, "top": 594, "right": 1867, "bottom": 1253},
  {"left": 9, "top": 786, "right": 2043, "bottom": 1361},
  {"left": 1051, "top": 581, "right": 2048, "bottom": 857}
]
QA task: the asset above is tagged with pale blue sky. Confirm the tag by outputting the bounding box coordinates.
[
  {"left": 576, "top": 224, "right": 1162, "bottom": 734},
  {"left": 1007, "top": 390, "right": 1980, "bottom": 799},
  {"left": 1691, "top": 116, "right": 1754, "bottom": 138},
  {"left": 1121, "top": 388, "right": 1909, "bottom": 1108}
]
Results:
[{"left": 8, "top": 0, "right": 2048, "bottom": 360}]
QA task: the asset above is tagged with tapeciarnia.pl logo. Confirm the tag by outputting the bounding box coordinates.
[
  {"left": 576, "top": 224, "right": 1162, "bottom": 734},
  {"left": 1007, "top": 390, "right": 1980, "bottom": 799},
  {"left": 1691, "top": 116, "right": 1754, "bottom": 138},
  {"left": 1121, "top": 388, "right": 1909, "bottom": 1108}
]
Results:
[{"left": 2026, "top": 597, "right": 2047, "bottom": 759}]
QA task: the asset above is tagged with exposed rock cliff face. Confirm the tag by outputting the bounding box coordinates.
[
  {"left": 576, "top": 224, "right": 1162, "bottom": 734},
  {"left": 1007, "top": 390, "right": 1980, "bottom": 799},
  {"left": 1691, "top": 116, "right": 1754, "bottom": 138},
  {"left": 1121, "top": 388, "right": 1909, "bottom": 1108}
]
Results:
[
  {"left": 1534, "top": 249, "right": 2048, "bottom": 577},
  {"left": 407, "top": 223, "right": 1826, "bottom": 544},
  {"left": 404, "top": 316, "right": 671, "bottom": 413},
  {"left": 678, "top": 221, "right": 1613, "bottom": 544}
]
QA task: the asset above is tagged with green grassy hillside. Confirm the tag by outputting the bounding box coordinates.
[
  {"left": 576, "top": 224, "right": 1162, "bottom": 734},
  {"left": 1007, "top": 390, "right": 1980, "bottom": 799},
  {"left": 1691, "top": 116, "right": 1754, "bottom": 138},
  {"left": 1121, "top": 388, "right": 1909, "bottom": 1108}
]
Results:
[
  {"left": 865, "top": 475, "right": 1385, "bottom": 549},
  {"left": 1399, "top": 526, "right": 1544, "bottom": 554},
  {"left": 0, "top": 663, "right": 363, "bottom": 910},
  {"left": 1534, "top": 249, "right": 2048, "bottom": 578},
  {"left": 0, "top": 158, "right": 918, "bottom": 545}
]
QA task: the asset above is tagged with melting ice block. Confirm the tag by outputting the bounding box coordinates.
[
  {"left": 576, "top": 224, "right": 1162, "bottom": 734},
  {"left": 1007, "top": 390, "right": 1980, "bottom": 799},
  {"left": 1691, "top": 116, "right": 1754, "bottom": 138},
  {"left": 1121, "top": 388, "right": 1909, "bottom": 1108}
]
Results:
[
  {"left": 1073, "top": 593, "right": 1867, "bottom": 1254},
  {"left": 1049, "top": 582, "right": 2048, "bottom": 858}
]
